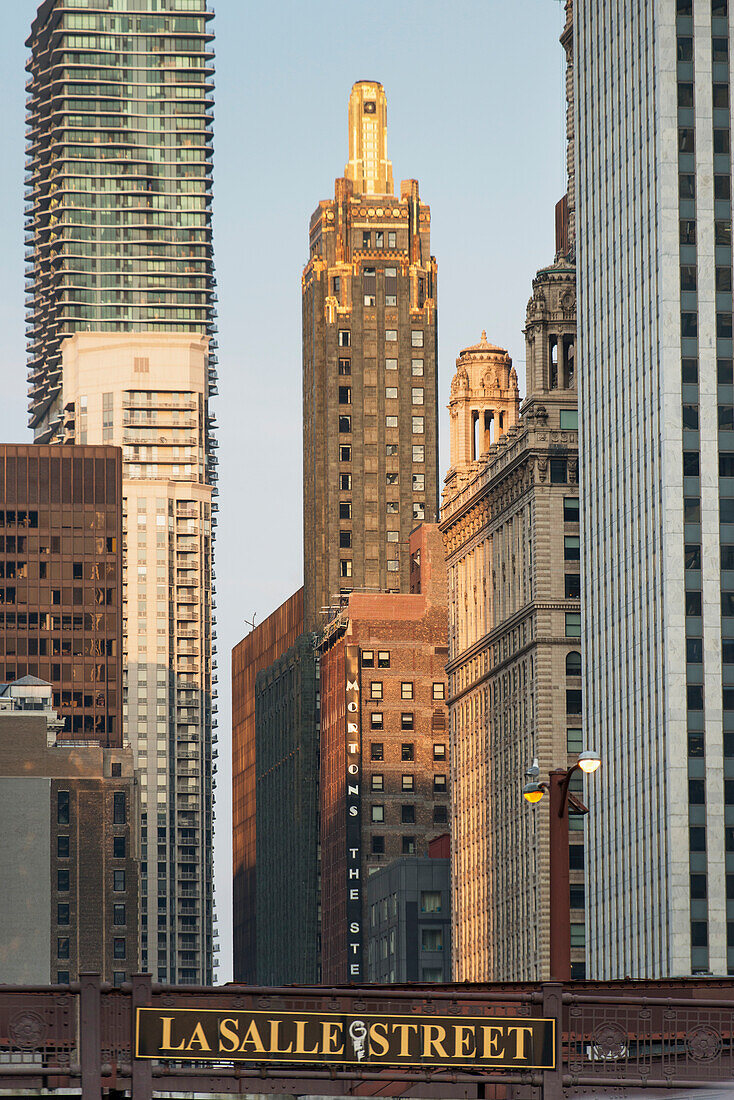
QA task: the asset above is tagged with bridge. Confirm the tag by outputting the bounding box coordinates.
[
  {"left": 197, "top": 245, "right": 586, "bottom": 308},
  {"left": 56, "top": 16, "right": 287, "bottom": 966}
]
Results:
[{"left": 1, "top": 975, "right": 733, "bottom": 1097}]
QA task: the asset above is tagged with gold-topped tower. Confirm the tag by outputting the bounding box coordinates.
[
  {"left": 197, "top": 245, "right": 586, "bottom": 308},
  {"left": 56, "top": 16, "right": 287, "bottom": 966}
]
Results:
[{"left": 344, "top": 81, "right": 394, "bottom": 197}]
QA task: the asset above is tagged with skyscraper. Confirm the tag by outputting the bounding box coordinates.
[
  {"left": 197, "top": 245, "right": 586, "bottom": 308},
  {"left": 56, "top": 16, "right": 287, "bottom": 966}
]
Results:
[
  {"left": 302, "top": 81, "right": 439, "bottom": 631},
  {"left": 25, "top": 0, "right": 217, "bottom": 442},
  {"left": 577, "top": 0, "right": 733, "bottom": 976},
  {"left": 26, "top": 0, "right": 218, "bottom": 984}
]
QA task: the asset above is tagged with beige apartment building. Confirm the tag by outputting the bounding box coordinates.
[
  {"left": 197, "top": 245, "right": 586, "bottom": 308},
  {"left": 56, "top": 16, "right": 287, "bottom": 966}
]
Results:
[
  {"left": 440, "top": 257, "right": 582, "bottom": 982},
  {"left": 61, "top": 332, "right": 215, "bottom": 984}
]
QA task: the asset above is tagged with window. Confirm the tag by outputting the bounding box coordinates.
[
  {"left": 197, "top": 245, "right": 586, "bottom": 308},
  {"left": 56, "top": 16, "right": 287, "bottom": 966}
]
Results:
[
  {"left": 340, "top": 560, "right": 352, "bottom": 578},
  {"left": 566, "top": 689, "right": 582, "bottom": 715},
  {"left": 570, "top": 884, "right": 585, "bottom": 909},
  {"left": 565, "top": 573, "right": 581, "bottom": 598},
  {"left": 365, "top": 294, "right": 376, "bottom": 306},
  {"left": 413, "top": 445, "right": 425, "bottom": 462},
  {"left": 113, "top": 904, "right": 126, "bottom": 926},
  {"left": 371, "top": 835, "right": 385, "bottom": 854},
  {"left": 421, "top": 928, "right": 443, "bottom": 951},
  {"left": 682, "top": 358, "right": 698, "bottom": 383},
  {"left": 564, "top": 498, "right": 580, "bottom": 523},
  {"left": 413, "top": 473, "right": 425, "bottom": 492},
  {"left": 113, "top": 836, "right": 126, "bottom": 859},
  {"left": 567, "top": 728, "right": 583, "bottom": 753},
  {"left": 433, "top": 804, "right": 448, "bottom": 823},
  {"left": 683, "top": 451, "right": 700, "bottom": 476},
  {"left": 434, "top": 774, "right": 447, "bottom": 793},
  {"left": 376, "top": 233, "right": 384, "bottom": 248},
  {"left": 686, "top": 591, "right": 702, "bottom": 616},
  {"left": 401, "top": 682, "right": 413, "bottom": 699},
  {"left": 58, "top": 904, "right": 70, "bottom": 926},
  {"left": 388, "top": 231, "right": 396, "bottom": 248},
  {"left": 550, "top": 459, "right": 567, "bottom": 483},
  {"left": 689, "top": 779, "right": 706, "bottom": 804},
  {"left": 690, "top": 826, "right": 706, "bottom": 852},
  {"left": 113, "top": 792, "right": 126, "bottom": 825},
  {"left": 371, "top": 682, "right": 383, "bottom": 700},
  {"left": 564, "top": 535, "right": 580, "bottom": 561},
  {"left": 387, "top": 530, "right": 399, "bottom": 542},
  {"left": 412, "top": 388, "right": 424, "bottom": 405},
  {"left": 371, "top": 805, "right": 384, "bottom": 823},
  {"left": 362, "top": 650, "right": 374, "bottom": 667},
  {"left": 412, "top": 331, "right": 424, "bottom": 347},
  {"left": 401, "top": 805, "right": 415, "bottom": 823},
  {"left": 339, "top": 415, "right": 351, "bottom": 433},
  {"left": 371, "top": 774, "right": 384, "bottom": 791},
  {"left": 433, "top": 743, "right": 446, "bottom": 760},
  {"left": 402, "top": 836, "right": 416, "bottom": 854},
  {"left": 339, "top": 358, "right": 351, "bottom": 375},
  {"left": 402, "top": 774, "right": 415, "bottom": 791},
  {"left": 58, "top": 869, "right": 70, "bottom": 892},
  {"left": 340, "top": 473, "right": 352, "bottom": 491},
  {"left": 339, "top": 502, "right": 352, "bottom": 519},
  {"left": 421, "top": 890, "right": 442, "bottom": 913},
  {"left": 338, "top": 330, "right": 351, "bottom": 347},
  {"left": 112, "top": 937, "right": 127, "bottom": 960},
  {"left": 57, "top": 970, "right": 70, "bottom": 984},
  {"left": 569, "top": 844, "right": 584, "bottom": 870},
  {"left": 684, "top": 498, "right": 701, "bottom": 523},
  {"left": 560, "top": 409, "right": 578, "bottom": 430},
  {"left": 57, "top": 836, "right": 70, "bottom": 858},
  {"left": 570, "top": 924, "right": 586, "bottom": 948},
  {"left": 565, "top": 613, "right": 581, "bottom": 638},
  {"left": 385, "top": 330, "right": 397, "bottom": 342},
  {"left": 113, "top": 870, "right": 126, "bottom": 892},
  {"left": 339, "top": 386, "right": 351, "bottom": 405},
  {"left": 362, "top": 232, "right": 371, "bottom": 248},
  {"left": 385, "top": 358, "right": 398, "bottom": 371},
  {"left": 57, "top": 937, "right": 70, "bottom": 959},
  {"left": 371, "top": 712, "right": 383, "bottom": 729},
  {"left": 566, "top": 651, "right": 582, "bottom": 676},
  {"left": 413, "top": 416, "right": 424, "bottom": 434},
  {"left": 401, "top": 712, "right": 414, "bottom": 730},
  {"left": 57, "top": 790, "right": 70, "bottom": 826},
  {"left": 386, "top": 415, "right": 398, "bottom": 428},
  {"left": 433, "top": 682, "right": 445, "bottom": 700},
  {"left": 371, "top": 743, "right": 384, "bottom": 761},
  {"left": 385, "top": 387, "right": 398, "bottom": 400},
  {"left": 387, "top": 559, "right": 400, "bottom": 572},
  {"left": 413, "top": 503, "right": 426, "bottom": 521},
  {"left": 377, "top": 651, "right": 390, "bottom": 667},
  {"left": 402, "top": 743, "right": 414, "bottom": 761},
  {"left": 340, "top": 530, "right": 352, "bottom": 548}
]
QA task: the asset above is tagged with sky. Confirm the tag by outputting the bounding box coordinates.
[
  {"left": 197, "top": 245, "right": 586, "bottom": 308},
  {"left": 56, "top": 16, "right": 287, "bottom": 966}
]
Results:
[{"left": 0, "top": 0, "right": 566, "bottom": 982}]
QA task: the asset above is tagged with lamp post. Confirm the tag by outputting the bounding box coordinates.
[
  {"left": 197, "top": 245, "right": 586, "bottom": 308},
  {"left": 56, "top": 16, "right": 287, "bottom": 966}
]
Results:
[{"left": 523, "top": 750, "right": 600, "bottom": 981}]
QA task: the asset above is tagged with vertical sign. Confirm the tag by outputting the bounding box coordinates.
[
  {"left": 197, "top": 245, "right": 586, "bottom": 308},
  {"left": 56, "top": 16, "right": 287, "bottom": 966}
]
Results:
[{"left": 344, "top": 645, "right": 362, "bottom": 980}]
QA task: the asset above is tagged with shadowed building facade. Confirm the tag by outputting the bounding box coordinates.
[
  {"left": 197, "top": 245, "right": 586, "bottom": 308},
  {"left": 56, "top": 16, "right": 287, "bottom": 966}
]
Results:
[{"left": 302, "top": 81, "right": 439, "bottom": 631}]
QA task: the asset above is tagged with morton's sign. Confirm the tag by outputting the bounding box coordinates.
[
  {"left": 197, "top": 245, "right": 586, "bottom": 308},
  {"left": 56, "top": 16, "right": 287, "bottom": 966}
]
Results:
[{"left": 135, "top": 1007, "right": 555, "bottom": 1069}]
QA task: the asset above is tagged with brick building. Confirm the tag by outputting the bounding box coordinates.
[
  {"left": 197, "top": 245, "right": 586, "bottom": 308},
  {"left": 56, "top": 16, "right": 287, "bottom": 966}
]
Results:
[
  {"left": 0, "top": 444, "right": 122, "bottom": 746},
  {"left": 0, "top": 680, "right": 138, "bottom": 985},
  {"left": 318, "top": 524, "right": 449, "bottom": 983},
  {"left": 302, "top": 81, "right": 439, "bottom": 630}
]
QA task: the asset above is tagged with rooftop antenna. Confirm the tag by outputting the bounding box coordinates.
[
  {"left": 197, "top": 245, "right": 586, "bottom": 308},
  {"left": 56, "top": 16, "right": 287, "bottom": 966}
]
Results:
[{"left": 244, "top": 613, "right": 257, "bottom": 633}]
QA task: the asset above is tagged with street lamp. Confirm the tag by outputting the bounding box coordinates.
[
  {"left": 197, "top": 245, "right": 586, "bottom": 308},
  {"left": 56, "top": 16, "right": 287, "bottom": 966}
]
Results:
[{"left": 522, "top": 751, "right": 601, "bottom": 981}]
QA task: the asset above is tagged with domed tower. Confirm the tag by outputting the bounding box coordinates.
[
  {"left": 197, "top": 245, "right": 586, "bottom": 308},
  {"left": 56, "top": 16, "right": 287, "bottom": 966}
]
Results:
[
  {"left": 523, "top": 260, "right": 576, "bottom": 425},
  {"left": 445, "top": 331, "right": 520, "bottom": 494}
]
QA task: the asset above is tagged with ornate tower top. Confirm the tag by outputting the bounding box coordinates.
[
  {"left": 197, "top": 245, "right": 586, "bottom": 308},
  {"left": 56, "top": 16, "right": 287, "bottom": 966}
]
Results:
[
  {"left": 445, "top": 331, "right": 520, "bottom": 489},
  {"left": 344, "top": 81, "right": 394, "bottom": 197}
]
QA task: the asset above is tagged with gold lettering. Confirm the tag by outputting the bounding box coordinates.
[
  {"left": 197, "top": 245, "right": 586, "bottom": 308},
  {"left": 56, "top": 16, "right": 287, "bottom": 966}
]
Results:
[
  {"left": 219, "top": 1018, "right": 240, "bottom": 1054},
  {"left": 452, "top": 1023, "right": 475, "bottom": 1058},
  {"left": 160, "top": 1016, "right": 185, "bottom": 1052},
  {"left": 293, "top": 1019, "right": 320, "bottom": 1056},
  {"left": 268, "top": 1019, "right": 294, "bottom": 1054},
  {"left": 481, "top": 1026, "right": 505, "bottom": 1059},
  {"left": 185, "top": 1022, "right": 211, "bottom": 1052},
  {"left": 321, "top": 1020, "right": 344, "bottom": 1055},
  {"left": 238, "top": 1020, "right": 266, "bottom": 1053},
  {"left": 369, "top": 1021, "right": 389, "bottom": 1057},
  {"left": 508, "top": 1025, "right": 534, "bottom": 1061},
  {"left": 393, "top": 1022, "right": 419, "bottom": 1057},
  {"left": 422, "top": 1023, "right": 448, "bottom": 1059}
]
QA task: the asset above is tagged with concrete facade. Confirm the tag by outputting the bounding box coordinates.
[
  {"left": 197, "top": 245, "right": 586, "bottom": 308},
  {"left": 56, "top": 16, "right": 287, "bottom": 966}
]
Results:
[
  {"left": 302, "top": 81, "right": 439, "bottom": 631},
  {"left": 61, "top": 332, "right": 214, "bottom": 984}
]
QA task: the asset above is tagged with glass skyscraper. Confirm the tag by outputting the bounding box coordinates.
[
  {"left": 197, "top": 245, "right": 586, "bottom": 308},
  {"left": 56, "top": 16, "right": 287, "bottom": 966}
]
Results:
[
  {"left": 577, "top": 0, "right": 733, "bottom": 977},
  {"left": 26, "top": 0, "right": 217, "bottom": 442}
]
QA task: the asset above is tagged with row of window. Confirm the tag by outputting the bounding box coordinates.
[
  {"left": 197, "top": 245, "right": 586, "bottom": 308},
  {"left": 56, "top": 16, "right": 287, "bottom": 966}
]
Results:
[
  {"left": 58, "top": 902, "right": 127, "bottom": 925},
  {"left": 369, "top": 742, "right": 445, "bottom": 761},
  {"left": 369, "top": 830, "right": 443, "bottom": 855},
  {"left": 338, "top": 415, "right": 426, "bottom": 434},
  {"left": 370, "top": 774, "right": 447, "bottom": 793},
  {"left": 370, "top": 798, "right": 446, "bottom": 824},
  {"left": 337, "top": 472, "right": 427, "bottom": 492},
  {"left": 365, "top": 679, "right": 445, "bottom": 700},
  {"left": 57, "top": 834, "right": 126, "bottom": 858},
  {"left": 337, "top": 330, "right": 424, "bottom": 347},
  {"left": 58, "top": 789, "right": 125, "bottom": 824}
]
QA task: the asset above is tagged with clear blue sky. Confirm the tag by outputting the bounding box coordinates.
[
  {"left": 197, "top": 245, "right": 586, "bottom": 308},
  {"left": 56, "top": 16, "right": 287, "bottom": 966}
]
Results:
[{"left": 1, "top": 0, "right": 566, "bottom": 981}]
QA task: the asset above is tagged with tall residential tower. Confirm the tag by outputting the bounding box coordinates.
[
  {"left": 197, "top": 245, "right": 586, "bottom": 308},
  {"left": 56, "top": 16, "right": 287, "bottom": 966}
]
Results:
[
  {"left": 302, "top": 81, "right": 439, "bottom": 630},
  {"left": 26, "top": 0, "right": 218, "bottom": 984},
  {"left": 577, "top": 0, "right": 734, "bottom": 976}
]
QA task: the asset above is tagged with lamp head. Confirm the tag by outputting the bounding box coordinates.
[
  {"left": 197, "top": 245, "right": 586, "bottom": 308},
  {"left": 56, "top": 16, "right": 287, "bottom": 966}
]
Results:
[
  {"left": 577, "top": 749, "right": 601, "bottom": 774},
  {"left": 523, "top": 782, "right": 545, "bottom": 804}
]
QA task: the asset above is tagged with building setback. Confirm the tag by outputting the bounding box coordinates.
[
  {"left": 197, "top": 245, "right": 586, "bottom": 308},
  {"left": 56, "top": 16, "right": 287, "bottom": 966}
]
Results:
[
  {"left": 0, "top": 681, "right": 139, "bottom": 985},
  {"left": 302, "top": 81, "right": 439, "bottom": 631},
  {"left": 231, "top": 589, "right": 304, "bottom": 982},
  {"left": 0, "top": 444, "right": 122, "bottom": 746},
  {"left": 318, "top": 524, "right": 449, "bottom": 983},
  {"left": 25, "top": 0, "right": 217, "bottom": 443},
  {"left": 61, "top": 333, "right": 214, "bottom": 984},
  {"left": 440, "top": 254, "right": 582, "bottom": 980},
  {"left": 576, "top": 0, "right": 734, "bottom": 977}
]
